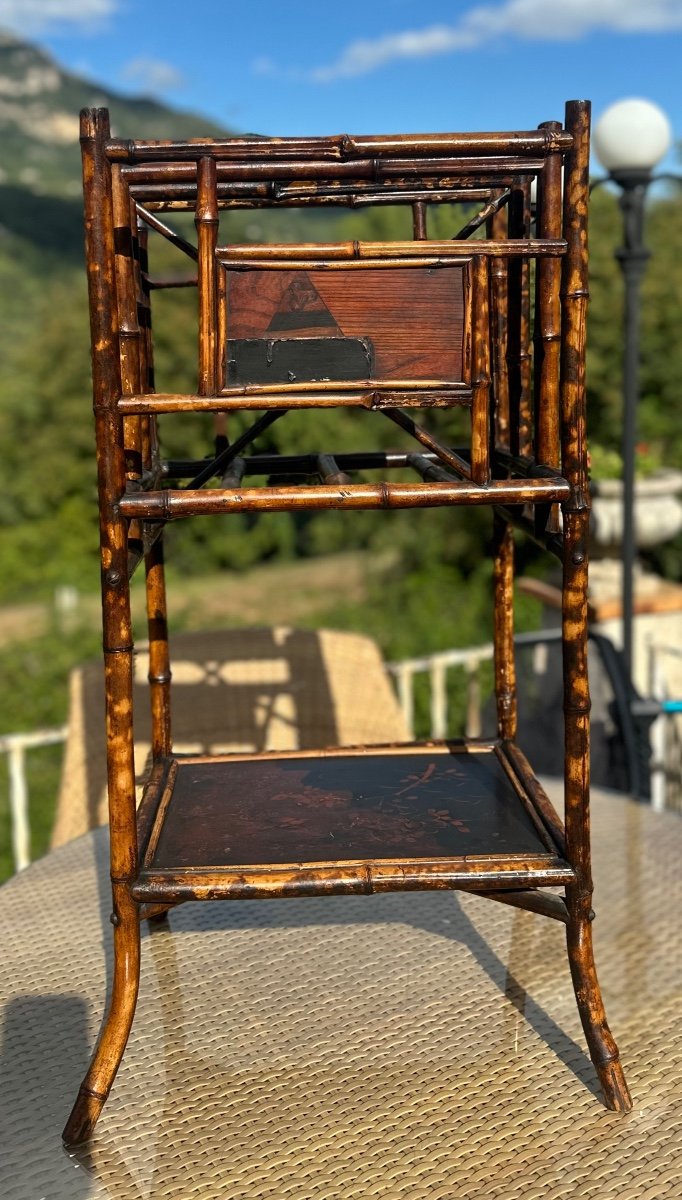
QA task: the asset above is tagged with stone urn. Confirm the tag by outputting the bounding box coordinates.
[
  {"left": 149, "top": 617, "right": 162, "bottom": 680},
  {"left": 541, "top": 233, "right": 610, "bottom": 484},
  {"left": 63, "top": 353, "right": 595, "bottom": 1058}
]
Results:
[{"left": 590, "top": 469, "right": 682, "bottom": 556}]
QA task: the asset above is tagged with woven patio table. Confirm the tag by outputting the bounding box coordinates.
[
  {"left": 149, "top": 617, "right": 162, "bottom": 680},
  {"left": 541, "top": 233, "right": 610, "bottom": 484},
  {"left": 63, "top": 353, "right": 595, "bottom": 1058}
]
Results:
[{"left": 1, "top": 782, "right": 680, "bottom": 1200}]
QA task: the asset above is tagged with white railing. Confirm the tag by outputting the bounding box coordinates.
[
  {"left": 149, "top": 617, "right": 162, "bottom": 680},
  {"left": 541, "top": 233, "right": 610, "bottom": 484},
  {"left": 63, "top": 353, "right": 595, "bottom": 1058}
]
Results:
[
  {"left": 387, "top": 643, "right": 494, "bottom": 740},
  {"left": 388, "top": 637, "right": 682, "bottom": 811},
  {"left": 0, "top": 727, "right": 67, "bottom": 873},
  {"left": 647, "top": 640, "right": 682, "bottom": 814},
  {"left": 2, "top": 635, "right": 680, "bottom": 877}
]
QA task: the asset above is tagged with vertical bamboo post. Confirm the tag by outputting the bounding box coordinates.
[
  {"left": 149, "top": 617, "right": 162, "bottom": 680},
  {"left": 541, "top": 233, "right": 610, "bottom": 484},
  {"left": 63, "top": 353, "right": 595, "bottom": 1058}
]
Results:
[
  {"left": 534, "top": 123, "right": 562, "bottom": 470},
  {"left": 112, "top": 167, "right": 144, "bottom": 567},
  {"left": 195, "top": 155, "right": 221, "bottom": 451},
  {"left": 81, "top": 109, "right": 137, "bottom": 882},
  {"left": 559, "top": 100, "right": 593, "bottom": 901},
  {"left": 63, "top": 107, "right": 141, "bottom": 1145},
  {"left": 560, "top": 99, "right": 631, "bottom": 1112},
  {"left": 412, "top": 201, "right": 427, "bottom": 240},
  {"left": 133, "top": 206, "right": 151, "bottom": 468},
  {"left": 145, "top": 535, "right": 172, "bottom": 761},
  {"left": 216, "top": 256, "right": 228, "bottom": 448},
  {"left": 534, "top": 123, "right": 563, "bottom": 534},
  {"left": 112, "top": 166, "right": 142, "bottom": 481},
  {"left": 489, "top": 203, "right": 510, "bottom": 450},
  {"left": 508, "top": 180, "right": 533, "bottom": 456},
  {"left": 470, "top": 255, "right": 491, "bottom": 485},
  {"left": 492, "top": 513, "right": 517, "bottom": 740},
  {"left": 132, "top": 211, "right": 172, "bottom": 760}
]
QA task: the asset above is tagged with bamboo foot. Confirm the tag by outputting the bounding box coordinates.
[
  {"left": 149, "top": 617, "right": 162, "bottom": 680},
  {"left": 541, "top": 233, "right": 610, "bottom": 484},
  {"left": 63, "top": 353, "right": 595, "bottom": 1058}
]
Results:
[
  {"left": 598, "top": 1058, "right": 633, "bottom": 1113},
  {"left": 62, "top": 887, "right": 141, "bottom": 1144},
  {"left": 566, "top": 905, "right": 632, "bottom": 1112},
  {"left": 62, "top": 1085, "right": 107, "bottom": 1145}
]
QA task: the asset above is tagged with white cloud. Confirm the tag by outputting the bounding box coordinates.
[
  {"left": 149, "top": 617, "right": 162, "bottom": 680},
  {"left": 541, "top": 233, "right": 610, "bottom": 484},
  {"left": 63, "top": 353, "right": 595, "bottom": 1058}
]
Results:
[
  {"left": 302, "top": 0, "right": 682, "bottom": 82},
  {"left": 252, "top": 56, "right": 275, "bottom": 77},
  {"left": 121, "top": 56, "right": 185, "bottom": 93},
  {"left": 0, "top": 0, "right": 116, "bottom": 35}
]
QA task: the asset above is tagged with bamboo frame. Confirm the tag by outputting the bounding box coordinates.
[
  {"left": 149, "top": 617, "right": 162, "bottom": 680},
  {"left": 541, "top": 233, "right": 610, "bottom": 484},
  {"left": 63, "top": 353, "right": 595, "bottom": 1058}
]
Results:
[
  {"left": 63, "top": 103, "right": 631, "bottom": 1146},
  {"left": 216, "top": 239, "right": 565, "bottom": 261},
  {"left": 507, "top": 178, "right": 533, "bottom": 456},
  {"left": 108, "top": 128, "right": 572, "bottom": 162},
  {"left": 489, "top": 203, "right": 510, "bottom": 448},
  {"left": 119, "top": 386, "right": 472, "bottom": 412},
  {"left": 64, "top": 108, "right": 140, "bottom": 1145},
  {"left": 470, "top": 255, "right": 492, "bottom": 484},
  {"left": 492, "top": 514, "right": 517, "bottom": 739},
  {"left": 559, "top": 100, "right": 630, "bottom": 1112},
  {"left": 119, "top": 475, "right": 570, "bottom": 521}
]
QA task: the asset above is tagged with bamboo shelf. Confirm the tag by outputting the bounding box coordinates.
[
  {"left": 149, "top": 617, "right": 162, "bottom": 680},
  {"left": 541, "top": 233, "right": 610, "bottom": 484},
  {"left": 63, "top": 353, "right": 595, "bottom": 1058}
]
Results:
[
  {"left": 133, "top": 742, "right": 573, "bottom": 904},
  {"left": 63, "top": 99, "right": 633, "bottom": 1146}
]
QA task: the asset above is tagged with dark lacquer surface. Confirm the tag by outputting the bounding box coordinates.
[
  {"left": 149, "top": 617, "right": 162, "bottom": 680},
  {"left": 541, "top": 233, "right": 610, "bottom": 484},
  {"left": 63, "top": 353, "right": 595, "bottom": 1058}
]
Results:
[
  {"left": 151, "top": 751, "right": 551, "bottom": 869},
  {"left": 227, "top": 335, "right": 374, "bottom": 385}
]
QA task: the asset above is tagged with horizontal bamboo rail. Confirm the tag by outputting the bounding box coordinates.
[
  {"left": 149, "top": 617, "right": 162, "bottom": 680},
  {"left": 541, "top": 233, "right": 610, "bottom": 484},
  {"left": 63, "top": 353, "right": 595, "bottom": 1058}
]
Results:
[
  {"left": 121, "top": 157, "right": 547, "bottom": 185},
  {"left": 217, "top": 239, "right": 566, "bottom": 262},
  {"left": 133, "top": 185, "right": 544, "bottom": 212},
  {"left": 118, "top": 385, "right": 472, "bottom": 414},
  {"left": 120, "top": 476, "right": 570, "bottom": 520},
  {"left": 162, "top": 448, "right": 470, "bottom": 479},
  {"left": 108, "top": 128, "right": 572, "bottom": 163},
  {"left": 129, "top": 181, "right": 497, "bottom": 207}
]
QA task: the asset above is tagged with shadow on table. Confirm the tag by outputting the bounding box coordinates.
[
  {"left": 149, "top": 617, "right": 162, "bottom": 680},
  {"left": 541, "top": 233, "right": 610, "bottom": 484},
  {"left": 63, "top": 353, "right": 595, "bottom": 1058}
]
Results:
[
  {"left": 165, "top": 890, "right": 600, "bottom": 1096},
  {"left": 0, "top": 995, "right": 92, "bottom": 1199},
  {"left": 2, "top": 827, "right": 598, "bottom": 1198},
  {"left": 62, "top": 888, "right": 601, "bottom": 1199}
]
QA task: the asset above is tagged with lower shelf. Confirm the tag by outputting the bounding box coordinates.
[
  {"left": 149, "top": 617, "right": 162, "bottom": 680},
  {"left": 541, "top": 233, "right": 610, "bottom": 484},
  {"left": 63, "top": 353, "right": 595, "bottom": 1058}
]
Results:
[{"left": 133, "top": 741, "right": 573, "bottom": 902}]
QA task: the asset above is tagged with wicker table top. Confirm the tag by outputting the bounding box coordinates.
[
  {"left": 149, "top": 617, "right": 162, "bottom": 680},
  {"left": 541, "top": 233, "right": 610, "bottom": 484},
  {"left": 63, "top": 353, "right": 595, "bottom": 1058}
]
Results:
[{"left": 1, "top": 784, "right": 681, "bottom": 1199}]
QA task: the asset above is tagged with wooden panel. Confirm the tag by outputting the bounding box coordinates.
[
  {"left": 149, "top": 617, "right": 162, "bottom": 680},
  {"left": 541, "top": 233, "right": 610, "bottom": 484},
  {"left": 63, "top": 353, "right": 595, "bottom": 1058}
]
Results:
[
  {"left": 150, "top": 749, "right": 552, "bottom": 870},
  {"left": 224, "top": 266, "right": 466, "bottom": 384}
]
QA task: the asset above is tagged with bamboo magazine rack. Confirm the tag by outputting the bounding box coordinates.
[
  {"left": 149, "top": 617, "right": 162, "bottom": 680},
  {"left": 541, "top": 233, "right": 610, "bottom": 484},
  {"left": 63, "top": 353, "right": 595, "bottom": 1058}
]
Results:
[{"left": 64, "top": 100, "right": 631, "bottom": 1143}]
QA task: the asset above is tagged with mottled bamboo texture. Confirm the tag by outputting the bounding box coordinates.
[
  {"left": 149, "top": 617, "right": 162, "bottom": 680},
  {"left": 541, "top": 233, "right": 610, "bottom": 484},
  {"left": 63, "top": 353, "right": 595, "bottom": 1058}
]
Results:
[
  {"left": 559, "top": 100, "right": 631, "bottom": 1112},
  {"left": 63, "top": 107, "right": 140, "bottom": 1145},
  {"left": 63, "top": 103, "right": 631, "bottom": 1146}
]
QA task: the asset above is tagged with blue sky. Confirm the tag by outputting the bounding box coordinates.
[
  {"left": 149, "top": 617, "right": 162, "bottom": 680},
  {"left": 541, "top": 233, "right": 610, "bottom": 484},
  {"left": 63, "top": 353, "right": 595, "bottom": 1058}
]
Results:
[{"left": 2, "top": 0, "right": 681, "bottom": 172}]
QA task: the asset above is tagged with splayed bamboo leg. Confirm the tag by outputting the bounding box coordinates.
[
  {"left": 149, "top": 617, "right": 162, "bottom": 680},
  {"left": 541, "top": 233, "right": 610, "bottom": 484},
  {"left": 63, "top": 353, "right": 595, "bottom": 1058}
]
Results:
[
  {"left": 565, "top": 892, "right": 631, "bottom": 1110},
  {"left": 62, "top": 885, "right": 141, "bottom": 1142},
  {"left": 559, "top": 100, "right": 631, "bottom": 1112}
]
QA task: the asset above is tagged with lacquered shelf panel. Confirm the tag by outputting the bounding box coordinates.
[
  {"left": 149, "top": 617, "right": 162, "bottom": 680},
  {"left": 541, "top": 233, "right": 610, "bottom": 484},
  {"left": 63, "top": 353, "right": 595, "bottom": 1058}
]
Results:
[{"left": 133, "top": 742, "right": 574, "bottom": 903}]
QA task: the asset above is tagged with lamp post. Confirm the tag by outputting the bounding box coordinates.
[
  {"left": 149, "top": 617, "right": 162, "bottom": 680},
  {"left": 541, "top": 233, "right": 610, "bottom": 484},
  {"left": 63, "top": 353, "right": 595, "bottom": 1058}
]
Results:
[{"left": 593, "top": 98, "right": 673, "bottom": 682}]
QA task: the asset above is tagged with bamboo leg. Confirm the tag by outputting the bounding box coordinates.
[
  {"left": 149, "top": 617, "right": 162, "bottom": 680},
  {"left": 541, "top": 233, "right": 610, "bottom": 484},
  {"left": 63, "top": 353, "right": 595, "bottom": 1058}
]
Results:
[
  {"left": 62, "top": 884, "right": 141, "bottom": 1142},
  {"left": 559, "top": 100, "right": 631, "bottom": 1111},
  {"left": 565, "top": 894, "right": 631, "bottom": 1110},
  {"left": 562, "top": 512, "right": 631, "bottom": 1112},
  {"left": 65, "top": 109, "right": 143, "bottom": 1144}
]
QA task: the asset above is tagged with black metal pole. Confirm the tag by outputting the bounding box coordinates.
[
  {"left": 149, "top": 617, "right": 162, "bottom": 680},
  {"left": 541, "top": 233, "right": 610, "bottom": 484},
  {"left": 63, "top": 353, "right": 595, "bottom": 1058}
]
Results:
[{"left": 613, "top": 170, "right": 651, "bottom": 683}]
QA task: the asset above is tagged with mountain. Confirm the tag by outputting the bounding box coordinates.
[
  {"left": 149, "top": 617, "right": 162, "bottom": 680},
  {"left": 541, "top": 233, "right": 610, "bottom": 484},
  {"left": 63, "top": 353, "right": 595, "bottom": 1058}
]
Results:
[
  {"left": 0, "top": 29, "right": 229, "bottom": 199},
  {"left": 0, "top": 29, "right": 330, "bottom": 292}
]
